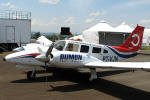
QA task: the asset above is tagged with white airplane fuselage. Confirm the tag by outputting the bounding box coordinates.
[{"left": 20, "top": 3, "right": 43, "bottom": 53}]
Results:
[
  {"left": 4, "top": 40, "right": 137, "bottom": 68},
  {"left": 4, "top": 26, "right": 146, "bottom": 81}
]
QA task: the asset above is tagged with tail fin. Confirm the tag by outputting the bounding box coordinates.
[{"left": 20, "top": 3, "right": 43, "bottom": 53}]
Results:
[
  {"left": 120, "top": 25, "right": 144, "bottom": 52},
  {"left": 112, "top": 25, "right": 145, "bottom": 53}
]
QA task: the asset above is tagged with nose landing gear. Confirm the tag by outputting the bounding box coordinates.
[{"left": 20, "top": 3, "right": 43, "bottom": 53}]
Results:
[
  {"left": 27, "top": 67, "right": 36, "bottom": 80},
  {"left": 27, "top": 71, "right": 36, "bottom": 80},
  {"left": 89, "top": 68, "right": 97, "bottom": 82}
]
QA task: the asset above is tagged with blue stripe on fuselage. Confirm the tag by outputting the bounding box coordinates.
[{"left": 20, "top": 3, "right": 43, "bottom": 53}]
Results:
[
  {"left": 16, "top": 55, "right": 35, "bottom": 59},
  {"left": 106, "top": 46, "right": 137, "bottom": 58}
]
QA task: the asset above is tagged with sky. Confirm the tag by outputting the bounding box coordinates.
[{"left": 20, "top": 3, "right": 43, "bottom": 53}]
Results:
[{"left": 0, "top": 0, "right": 150, "bottom": 33}]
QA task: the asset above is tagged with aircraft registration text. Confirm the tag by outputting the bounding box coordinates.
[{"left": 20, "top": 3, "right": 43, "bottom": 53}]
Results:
[{"left": 103, "top": 56, "right": 118, "bottom": 62}]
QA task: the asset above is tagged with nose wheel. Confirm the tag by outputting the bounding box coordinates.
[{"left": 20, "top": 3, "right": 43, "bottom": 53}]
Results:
[
  {"left": 27, "top": 67, "right": 36, "bottom": 80},
  {"left": 27, "top": 71, "right": 36, "bottom": 80}
]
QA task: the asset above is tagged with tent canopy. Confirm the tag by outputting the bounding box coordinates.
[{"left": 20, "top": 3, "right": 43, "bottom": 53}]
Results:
[
  {"left": 144, "top": 29, "right": 150, "bottom": 37},
  {"left": 84, "top": 20, "right": 115, "bottom": 32},
  {"left": 115, "top": 22, "right": 133, "bottom": 33}
]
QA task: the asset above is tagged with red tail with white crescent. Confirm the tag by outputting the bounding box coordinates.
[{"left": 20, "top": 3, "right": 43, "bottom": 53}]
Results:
[{"left": 112, "top": 25, "right": 145, "bottom": 53}]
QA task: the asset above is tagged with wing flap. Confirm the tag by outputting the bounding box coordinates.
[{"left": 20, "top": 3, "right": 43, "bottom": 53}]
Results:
[{"left": 85, "top": 61, "right": 150, "bottom": 69}]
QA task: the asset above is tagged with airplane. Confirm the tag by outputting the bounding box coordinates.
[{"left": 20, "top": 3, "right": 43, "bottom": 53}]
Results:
[{"left": 3, "top": 25, "right": 150, "bottom": 81}]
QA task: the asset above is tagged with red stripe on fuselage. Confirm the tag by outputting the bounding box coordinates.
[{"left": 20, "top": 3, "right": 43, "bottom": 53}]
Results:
[{"left": 16, "top": 53, "right": 40, "bottom": 58}]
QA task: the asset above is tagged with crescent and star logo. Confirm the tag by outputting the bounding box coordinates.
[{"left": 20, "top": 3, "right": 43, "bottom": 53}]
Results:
[{"left": 131, "top": 34, "right": 140, "bottom": 47}]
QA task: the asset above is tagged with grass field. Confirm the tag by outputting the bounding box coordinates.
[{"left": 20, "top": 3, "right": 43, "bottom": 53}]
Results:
[{"left": 141, "top": 46, "right": 150, "bottom": 50}]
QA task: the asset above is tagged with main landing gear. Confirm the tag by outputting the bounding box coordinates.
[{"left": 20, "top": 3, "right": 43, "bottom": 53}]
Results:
[
  {"left": 26, "top": 67, "right": 98, "bottom": 81},
  {"left": 27, "top": 67, "right": 36, "bottom": 80},
  {"left": 89, "top": 68, "right": 97, "bottom": 81}
]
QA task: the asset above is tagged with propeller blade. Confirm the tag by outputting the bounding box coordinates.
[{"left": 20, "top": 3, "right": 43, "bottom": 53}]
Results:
[
  {"left": 46, "top": 42, "right": 55, "bottom": 57},
  {"left": 35, "top": 53, "right": 49, "bottom": 62}
]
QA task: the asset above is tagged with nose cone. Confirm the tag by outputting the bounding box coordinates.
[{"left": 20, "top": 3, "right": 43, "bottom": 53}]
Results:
[{"left": 3, "top": 54, "right": 15, "bottom": 63}]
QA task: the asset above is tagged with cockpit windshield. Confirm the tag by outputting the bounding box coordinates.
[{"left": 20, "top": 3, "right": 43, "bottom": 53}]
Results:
[{"left": 53, "top": 41, "right": 66, "bottom": 51}]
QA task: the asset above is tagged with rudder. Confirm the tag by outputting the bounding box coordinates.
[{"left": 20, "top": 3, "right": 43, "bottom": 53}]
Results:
[{"left": 120, "top": 25, "right": 145, "bottom": 52}]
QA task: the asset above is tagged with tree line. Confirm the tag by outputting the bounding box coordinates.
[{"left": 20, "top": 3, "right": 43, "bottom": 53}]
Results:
[{"left": 31, "top": 32, "right": 74, "bottom": 42}]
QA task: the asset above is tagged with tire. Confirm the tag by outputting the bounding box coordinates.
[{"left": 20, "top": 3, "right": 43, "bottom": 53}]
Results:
[{"left": 27, "top": 71, "right": 36, "bottom": 80}]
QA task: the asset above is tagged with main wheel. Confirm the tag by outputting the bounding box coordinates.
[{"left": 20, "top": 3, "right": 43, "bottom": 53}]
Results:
[{"left": 27, "top": 71, "right": 36, "bottom": 80}]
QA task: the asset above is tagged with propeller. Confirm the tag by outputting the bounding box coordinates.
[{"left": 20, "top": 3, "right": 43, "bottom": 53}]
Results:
[
  {"left": 46, "top": 42, "right": 55, "bottom": 57},
  {"left": 44, "top": 42, "right": 55, "bottom": 67},
  {"left": 35, "top": 42, "right": 55, "bottom": 63},
  {"left": 44, "top": 42, "right": 55, "bottom": 83},
  {"left": 34, "top": 42, "right": 55, "bottom": 83}
]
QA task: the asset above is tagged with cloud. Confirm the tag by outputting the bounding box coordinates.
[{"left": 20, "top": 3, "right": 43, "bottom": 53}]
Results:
[
  {"left": 140, "top": 19, "right": 150, "bottom": 24},
  {"left": 85, "top": 18, "right": 94, "bottom": 23},
  {"left": 0, "top": 2, "right": 15, "bottom": 8},
  {"left": 67, "top": 0, "right": 93, "bottom": 13},
  {"left": 64, "top": 17, "right": 75, "bottom": 25},
  {"left": 108, "top": 0, "right": 150, "bottom": 13},
  {"left": 47, "top": 17, "right": 57, "bottom": 25},
  {"left": 90, "top": 11, "right": 107, "bottom": 17},
  {"left": 125, "top": 0, "right": 150, "bottom": 7},
  {"left": 32, "top": 19, "right": 46, "bottom": 26},
  {"left": 90, "top": 11, "right": 100, "bottom": 17},
  {"left": 32, "top": 17, "right": 57, "bottom": 26},
  {"left": 85, "top": 11, "right": 106, "bottom": 23},
  {"left": 39, "top": 0, "right": 60, "bottom": 4},
  {"left": 31, "top": 19, "right": 37, "bottom": 25}
]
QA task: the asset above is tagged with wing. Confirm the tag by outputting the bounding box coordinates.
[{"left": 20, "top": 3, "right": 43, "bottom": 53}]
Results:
[{"left": 85, "top": 61, "right": 150, "bottom": 70}]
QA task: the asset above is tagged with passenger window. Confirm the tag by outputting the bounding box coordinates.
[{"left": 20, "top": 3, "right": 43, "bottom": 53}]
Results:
[
  {"left": 103, "top": 49, "right": 108, "bottom": 53},
  {"left": 92, "top": 47, "right": 101, "bottom": 53},
  {"left": 80, "top": 45, "right": 89, "bottom": 53},
  {"left": 66, "top": 43, "right": 79, "bottom": 52}
]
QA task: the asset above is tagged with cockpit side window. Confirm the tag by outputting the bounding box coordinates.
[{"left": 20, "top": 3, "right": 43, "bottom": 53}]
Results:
[
  {"left": 54, "top": 41, "right": 66, "bottom": 51},
  {"left": 92, "top": 47, "right": 101, "bottom": 53},
  {"left": 80, "top": 45, "right": 89, "bottom": 53},
  {"left": 103, "top": 49, "right": 108, "bottom": 53},
  {"left": 66, "top": 43, "right": 79, "bottom": 52}
]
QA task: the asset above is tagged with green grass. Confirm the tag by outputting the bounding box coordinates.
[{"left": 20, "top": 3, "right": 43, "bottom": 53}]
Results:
[{"left": 141, "top": 46, "right": 150, "bottom": 50}]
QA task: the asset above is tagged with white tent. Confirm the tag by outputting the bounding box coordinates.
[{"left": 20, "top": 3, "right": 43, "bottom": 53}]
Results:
[
  {"left": 143, "top": 29, "right": 150, "bottom": 46},
  {"left": 85, "top": 20, "right": 115, "bottom": 32},
  {"left": 82, "top": 20, "right": 116, "bottom": 43},
  {"left": 115, "top": 22, "right": 133, "bottom": 33},
  {"left": 144, "top": 29, "right": 150, "bottom": 37}
]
